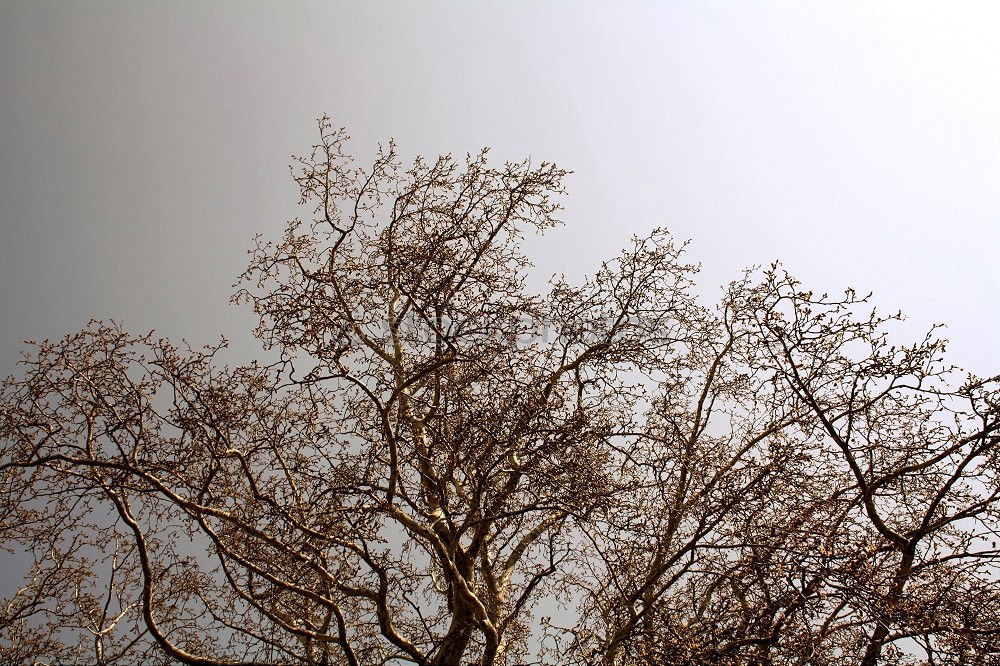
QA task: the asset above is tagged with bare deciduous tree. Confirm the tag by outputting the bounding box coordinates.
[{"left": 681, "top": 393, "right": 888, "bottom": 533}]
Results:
[{"left": 2, "top": 119, "right": 998, "bottom": 665}]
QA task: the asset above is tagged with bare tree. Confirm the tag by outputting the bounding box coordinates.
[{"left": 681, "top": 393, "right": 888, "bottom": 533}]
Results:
[{"left": 2, "top": 119, "right": 998, "bottom": 665}]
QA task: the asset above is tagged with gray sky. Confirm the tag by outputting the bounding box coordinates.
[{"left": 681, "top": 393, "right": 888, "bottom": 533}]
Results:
[{"left": 1, "top": 1, "right": 998, "bottom": 379}]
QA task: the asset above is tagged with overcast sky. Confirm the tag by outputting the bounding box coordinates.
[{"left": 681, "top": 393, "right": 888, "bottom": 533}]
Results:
[{"left": 1, "top": 1, "right": 998, "bottom": 379}]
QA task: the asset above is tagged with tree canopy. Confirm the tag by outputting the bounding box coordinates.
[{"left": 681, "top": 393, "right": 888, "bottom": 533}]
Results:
[{"left": 2, "top": 119, "right": 999, "bottom": 665}]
